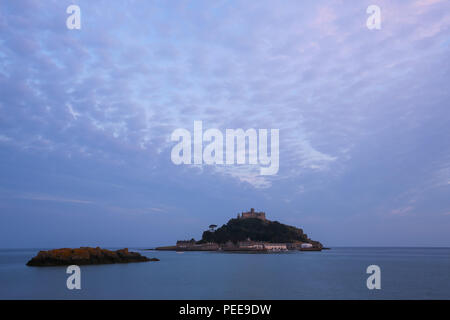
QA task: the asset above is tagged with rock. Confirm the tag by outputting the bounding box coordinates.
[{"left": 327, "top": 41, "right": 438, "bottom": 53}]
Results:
[{"left": 26, "top": 247, "right": 159, "bottom": 266}]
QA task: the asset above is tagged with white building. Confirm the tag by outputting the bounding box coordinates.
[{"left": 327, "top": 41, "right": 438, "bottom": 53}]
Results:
[
  {"left": 264, "top": 243, "right": 288, "bottom": 251},
  {"left": 238, "top": 241, "right": 264, "bottom": 250}
]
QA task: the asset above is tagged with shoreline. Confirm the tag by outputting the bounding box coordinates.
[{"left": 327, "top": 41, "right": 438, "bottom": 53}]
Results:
[{"left": 147, "top": 246, "right": 326, "bottom": 252}]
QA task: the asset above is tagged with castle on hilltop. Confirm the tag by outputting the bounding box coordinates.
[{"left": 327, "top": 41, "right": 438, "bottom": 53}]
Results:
[{"left": 237, "top": 208, "right": 266, "bottom": 221}]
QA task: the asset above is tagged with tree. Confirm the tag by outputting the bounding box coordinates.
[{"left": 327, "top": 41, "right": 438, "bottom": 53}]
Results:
[{"left": 209, "top": 224, "right": 217, "bottom": 232}]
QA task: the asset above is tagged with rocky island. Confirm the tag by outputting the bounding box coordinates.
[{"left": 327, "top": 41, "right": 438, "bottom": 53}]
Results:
[
  {"left": 155, "top": 208, "right": 324, "bottom": 252},
  {"left": 26, "top": 247, "right": 158, "bottom": 266}
]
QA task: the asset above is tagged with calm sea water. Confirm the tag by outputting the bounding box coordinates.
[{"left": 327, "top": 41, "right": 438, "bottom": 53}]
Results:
[{"left": 0, "top": 247, "right": 449, "bottom": 299}]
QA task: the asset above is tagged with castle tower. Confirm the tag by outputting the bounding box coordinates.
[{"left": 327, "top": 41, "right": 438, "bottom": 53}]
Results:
[{"left": 240, "top": 208, "right": 266, "bottom": 221}]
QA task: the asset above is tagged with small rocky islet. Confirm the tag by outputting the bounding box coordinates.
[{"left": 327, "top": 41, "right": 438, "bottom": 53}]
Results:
[{"left": 26, "top": 247, "right": 158, "bottom": 266}]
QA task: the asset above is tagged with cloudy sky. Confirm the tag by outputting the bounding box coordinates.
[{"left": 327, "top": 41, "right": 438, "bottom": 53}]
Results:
[{"left": 1, "top": 0, "right": 449, "bottom": 248}]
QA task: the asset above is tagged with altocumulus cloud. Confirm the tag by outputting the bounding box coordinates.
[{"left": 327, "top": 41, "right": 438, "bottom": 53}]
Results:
[{"left": 0, "top": 0, "right": 450, "bottom": 246}]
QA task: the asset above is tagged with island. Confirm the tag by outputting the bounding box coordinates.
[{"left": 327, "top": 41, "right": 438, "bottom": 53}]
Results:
[
  {"left": 155, "top": 208, "right": 324, "bottom": 252},
  {"left": 26, "top": 247, "right": 158, "bottom": 266}
]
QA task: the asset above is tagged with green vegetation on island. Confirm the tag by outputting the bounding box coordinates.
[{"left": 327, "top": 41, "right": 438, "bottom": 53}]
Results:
[{"left": 199, "top": 217, "right": 309, "bottom": 244}]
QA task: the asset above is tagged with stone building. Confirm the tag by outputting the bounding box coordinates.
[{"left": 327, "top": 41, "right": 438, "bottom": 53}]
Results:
[
  {"left": 238, "top": 241, "right": 264, "bottom": 250},
  {"left": 237, "top": 208, "right": 266, "bottom": 220},
  {"left": 176, "top": 240, "right": 219, "bottom": 251}
]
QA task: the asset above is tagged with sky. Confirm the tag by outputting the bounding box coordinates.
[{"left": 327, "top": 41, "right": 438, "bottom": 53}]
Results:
[{"left": 0, "top": 0, "right": 449, "bottom": 248}]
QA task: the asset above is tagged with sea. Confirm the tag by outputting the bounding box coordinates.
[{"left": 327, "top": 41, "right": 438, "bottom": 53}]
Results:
[{"left": 0, "top": 247, "right": 449, "bottom": 299}]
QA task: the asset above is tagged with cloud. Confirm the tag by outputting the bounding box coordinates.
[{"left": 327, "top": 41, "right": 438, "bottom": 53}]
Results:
[
  {"left": 106, "top": 205, "right": 168, "bottom": 215},
  {"left": 313, "top": 6, "right": 338, "bottom": 37},
  {"left": 0, "top": 0, "right": 449, "bottom": 196},
  {"left": 213, "top": 165, "right": 274, "bottom": 189},
  {"left": 17, "top": 194, "right": 92, "bottom": 204},
  {"left": 66, "top": 103, "right": 80, "bottom": 120},
  {"left": 390, "top": 206, "right": 414, "bottom": 216},
  {"left": 0, "top": 135, "right": 11, "bottom": 142},
  {"left": 414, "top": 0, "right": 444, "bottom": 8}
]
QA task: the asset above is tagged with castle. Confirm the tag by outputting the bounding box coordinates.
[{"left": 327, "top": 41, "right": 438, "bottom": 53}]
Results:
[{"left": 237, "top": 208, "right": 266, "bottom": 221}]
